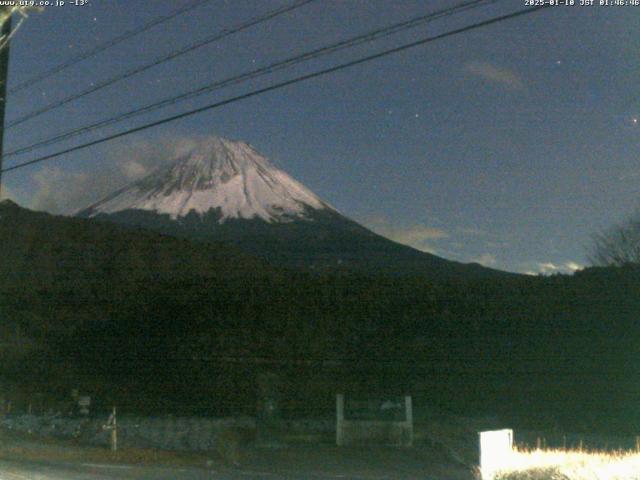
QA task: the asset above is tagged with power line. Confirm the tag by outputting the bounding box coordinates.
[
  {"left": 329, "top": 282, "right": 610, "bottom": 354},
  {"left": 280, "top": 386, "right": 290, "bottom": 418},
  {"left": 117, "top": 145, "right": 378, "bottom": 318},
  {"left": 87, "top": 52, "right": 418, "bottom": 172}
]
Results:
[
  {"left": 8, "top": 0, "right": 215, "bottom": 94},
  {"left": 1, "top": 5, "right": 550, "bottom": 175},
  {"left": 5, "top": 0, "right": 500, "bottom": 159},
  {"left": 4, "top": 0, "right": 316, "bottom": 129}
]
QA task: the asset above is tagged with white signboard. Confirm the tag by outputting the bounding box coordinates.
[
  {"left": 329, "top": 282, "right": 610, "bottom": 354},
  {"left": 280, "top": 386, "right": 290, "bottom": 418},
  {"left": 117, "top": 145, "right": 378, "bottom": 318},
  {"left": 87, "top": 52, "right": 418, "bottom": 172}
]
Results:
[
  {"left": 479, "top": 429, "right": 513, "bottom": 480},
  {"left": 78, "top": 396, "right": 91, "bottom": 415}
]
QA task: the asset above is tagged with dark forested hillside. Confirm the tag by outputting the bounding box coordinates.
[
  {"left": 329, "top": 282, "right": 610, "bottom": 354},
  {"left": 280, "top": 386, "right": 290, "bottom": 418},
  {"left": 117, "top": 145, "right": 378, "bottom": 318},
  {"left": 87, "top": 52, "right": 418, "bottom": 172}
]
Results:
[{"left": 2, "top": 201, "right": 640, "bottom": 434}]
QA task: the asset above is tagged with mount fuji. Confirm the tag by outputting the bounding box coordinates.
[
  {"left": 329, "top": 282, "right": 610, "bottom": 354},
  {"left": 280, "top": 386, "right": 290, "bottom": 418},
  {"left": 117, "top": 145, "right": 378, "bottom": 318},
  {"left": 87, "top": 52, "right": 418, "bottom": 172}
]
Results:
[{"left": 78, "top": 136, "right": 506, "bottom": 277}]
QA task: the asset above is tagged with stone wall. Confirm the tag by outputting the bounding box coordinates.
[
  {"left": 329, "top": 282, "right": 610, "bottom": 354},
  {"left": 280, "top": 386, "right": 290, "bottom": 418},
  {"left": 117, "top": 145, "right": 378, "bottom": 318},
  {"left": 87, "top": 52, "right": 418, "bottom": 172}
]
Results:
[
  {"left": 0, "top": 414, "right": 256, "bottom": 450},
  {"left": 0, "top": 414, "right": 336, "bottom": 450}
]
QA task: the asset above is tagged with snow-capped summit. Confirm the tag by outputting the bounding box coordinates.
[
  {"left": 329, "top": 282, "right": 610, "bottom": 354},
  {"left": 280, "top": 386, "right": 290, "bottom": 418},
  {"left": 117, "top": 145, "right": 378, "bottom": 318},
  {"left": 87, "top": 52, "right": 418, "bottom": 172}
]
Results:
[{"left": 80, "top": 136, "right": 332, "bottom": 223}]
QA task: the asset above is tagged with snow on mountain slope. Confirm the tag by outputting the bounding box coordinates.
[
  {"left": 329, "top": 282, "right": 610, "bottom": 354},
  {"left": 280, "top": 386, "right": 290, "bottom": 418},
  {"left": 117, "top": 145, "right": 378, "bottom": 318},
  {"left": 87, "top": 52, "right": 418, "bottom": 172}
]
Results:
[{"left": 80, "top": 137, "right": 333, "bottom": 223}]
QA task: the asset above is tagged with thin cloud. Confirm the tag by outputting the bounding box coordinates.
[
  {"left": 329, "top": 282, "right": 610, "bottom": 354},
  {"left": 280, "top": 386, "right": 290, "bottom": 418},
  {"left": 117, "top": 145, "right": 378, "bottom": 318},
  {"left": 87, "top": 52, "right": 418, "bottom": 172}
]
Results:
[
  {"left": 473, "top": 253, "right": 497, "bottom": 267},
  {"left": 522, "top": 260, "right": 584, "bottom": 276},
  {"left": 563, "top": 261, "right": 583, "bottom": 272},
  {"left": 109, "top": 136, "right": 190, "bottom": 182},
  {"left": 27, "top": 136, "right": 205, "bottom": 215},
  {"left": 31, "top": 166, "right": 94, "bottom": 214},
  {"left": 364, "top": 216, "right": 448, "bottom": 254},
  {"left": 121, "top": 160, "right": 149, "bottom": 180},
  {"left": 0, "top": 186, "right": 15, "bottom": 202},
  {"left": 458, "top": 226, "right": 488, "bottom": 237},
  {"left": 0, "top": 185, "right": 25, "bottom": 205},
  {"left": 465, "top": 61, "right": 525, "bottom": 91}
]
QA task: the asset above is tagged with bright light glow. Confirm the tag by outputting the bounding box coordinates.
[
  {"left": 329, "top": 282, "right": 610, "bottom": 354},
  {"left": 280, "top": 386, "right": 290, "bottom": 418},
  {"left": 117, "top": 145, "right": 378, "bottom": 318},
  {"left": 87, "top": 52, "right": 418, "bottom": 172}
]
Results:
[
  {"left": 490, "top": 447, "right": 640, "bottom": 480},
  {"left": 479, "top": 429, "right": 514, "bottom": 480}
]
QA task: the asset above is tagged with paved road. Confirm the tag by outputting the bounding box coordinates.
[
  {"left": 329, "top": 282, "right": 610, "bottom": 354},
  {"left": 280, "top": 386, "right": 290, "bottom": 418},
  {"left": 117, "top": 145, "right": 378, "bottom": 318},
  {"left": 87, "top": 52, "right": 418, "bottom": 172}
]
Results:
[
  {"left": 0, "top": 443, "right": 475, "bottom": 479},
  {"left": 0, "top": 459, "right": 211, "bottom": 480},
  {"left": 0, "top": 458, "right": 406, "bottom": 480}
]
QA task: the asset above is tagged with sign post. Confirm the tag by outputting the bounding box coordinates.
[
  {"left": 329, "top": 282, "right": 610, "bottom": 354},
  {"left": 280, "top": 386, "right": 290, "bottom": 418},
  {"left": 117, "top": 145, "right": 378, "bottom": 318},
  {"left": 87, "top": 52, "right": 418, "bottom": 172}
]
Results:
[{"left": 103, "top": 406, "right": 118, "bottom": 452}]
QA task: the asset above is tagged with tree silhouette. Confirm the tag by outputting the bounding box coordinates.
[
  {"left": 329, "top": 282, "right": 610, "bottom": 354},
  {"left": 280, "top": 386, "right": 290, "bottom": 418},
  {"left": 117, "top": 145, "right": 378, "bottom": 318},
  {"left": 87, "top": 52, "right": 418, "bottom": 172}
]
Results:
[{"left": 590, "top": 210, "right": 640, "bottom": 266}]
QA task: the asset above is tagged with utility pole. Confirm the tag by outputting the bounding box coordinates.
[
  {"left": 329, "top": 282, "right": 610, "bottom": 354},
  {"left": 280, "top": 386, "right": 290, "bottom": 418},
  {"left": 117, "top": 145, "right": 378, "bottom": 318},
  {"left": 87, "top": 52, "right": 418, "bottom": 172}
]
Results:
[{"left": 0, "top": 7, "right": 11, "bottom": 199}]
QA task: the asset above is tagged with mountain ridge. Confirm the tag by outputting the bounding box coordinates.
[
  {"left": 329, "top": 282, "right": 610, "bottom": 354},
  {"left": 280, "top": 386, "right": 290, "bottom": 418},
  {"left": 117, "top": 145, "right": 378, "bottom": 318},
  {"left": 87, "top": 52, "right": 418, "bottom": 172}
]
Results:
[{"left": 77, "top": 136, "right": 513, "bottom": 278}]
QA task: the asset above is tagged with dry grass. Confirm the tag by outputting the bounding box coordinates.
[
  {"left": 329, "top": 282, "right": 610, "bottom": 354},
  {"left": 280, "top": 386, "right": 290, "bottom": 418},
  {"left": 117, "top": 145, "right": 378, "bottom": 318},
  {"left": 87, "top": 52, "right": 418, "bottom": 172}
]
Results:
[{"left": 488, "top": 447, "right": 640, "bottom": 480}]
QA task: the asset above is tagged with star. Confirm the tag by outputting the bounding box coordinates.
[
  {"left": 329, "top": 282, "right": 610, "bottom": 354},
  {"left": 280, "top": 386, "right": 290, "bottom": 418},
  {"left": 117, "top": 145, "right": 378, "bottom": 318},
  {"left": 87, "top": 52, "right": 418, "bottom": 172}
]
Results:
[{"left": 633, "top": 117, "right": 638, "bottom": 125}]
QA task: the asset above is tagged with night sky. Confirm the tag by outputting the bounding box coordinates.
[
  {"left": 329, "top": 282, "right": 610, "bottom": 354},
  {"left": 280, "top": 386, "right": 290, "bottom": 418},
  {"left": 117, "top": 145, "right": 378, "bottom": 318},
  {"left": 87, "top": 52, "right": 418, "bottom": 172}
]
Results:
[{"left": 2, "top": 0, "right": 639, "bottom": 274}]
